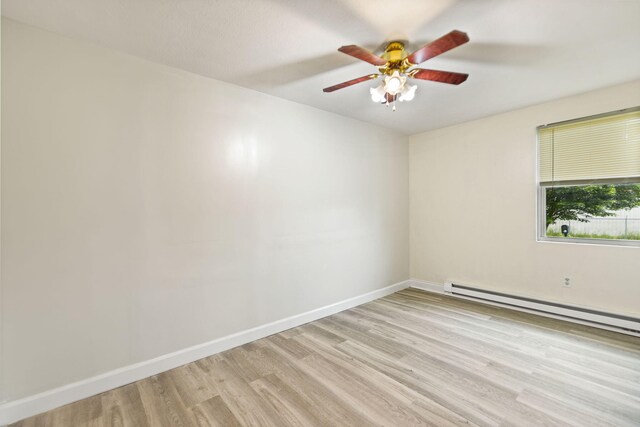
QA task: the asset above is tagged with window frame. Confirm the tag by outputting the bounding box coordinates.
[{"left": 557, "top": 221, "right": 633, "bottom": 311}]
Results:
[{"left": 536, "top": 107, "right": 640, "bottom": 248}]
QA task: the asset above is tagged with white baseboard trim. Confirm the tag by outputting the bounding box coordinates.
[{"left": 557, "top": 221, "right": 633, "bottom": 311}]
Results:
[
  {"left": 0, "top": 280, "right": 410, "bottom": 425},
  {"left": 407, "top": 279, "right": 444, "bottom": 294}
]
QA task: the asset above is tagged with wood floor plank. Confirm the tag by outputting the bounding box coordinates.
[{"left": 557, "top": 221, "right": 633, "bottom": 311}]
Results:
[
  {"left": 136, "top": 374, "right": 195, "bottom": 427},
  {"left": 222, "top": 347, "right": 266, "bottom": 383},
  {"left": 29, "top": 394, "right": 102, "bottom": 427},
  {"left": 202, "top": 359, "right": 281, "bottom": 426},
  {"left": 335, "top": 337, "right": 502, "bottom": 426},
  {"left": 160, "top": 364, "right": 219, "bottom": 409},
  {"left": 102, "top": 383, "right": 150, "bottom": 427},
  {"left": 351, "top": 303, "right": 536, "bottom": 373},
  {"left": 249, "top": 374, "right": 326, "bottom": 426},
  {"left": 190, "top": 395, "right": 241, "bottom": 427},
  {"left": 514, "top": 388, "right": 618, "bottom": 427},
  {"left": 292, "top": 332, "right": 468, "bottom": 427},
  {"left": 11, "top": 290, "right": 640, "bottom": 426},
  {"left": 251, "top": 343, "right": 375, "bottom": 426}
]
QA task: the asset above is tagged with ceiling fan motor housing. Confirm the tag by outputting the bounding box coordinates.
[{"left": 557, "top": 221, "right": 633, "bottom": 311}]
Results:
[
  {"left": 383, "top": 42, "right": 406, "bottom": 61},
  {"left": 381, "top": 42, "right": 411, "bottom": 75}
]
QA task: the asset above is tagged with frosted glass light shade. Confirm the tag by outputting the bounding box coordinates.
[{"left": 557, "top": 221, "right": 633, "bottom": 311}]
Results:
[
  {"left": 370, "top": 84, "right": 386, "bottom": 103},
  {"left": 399, "top": 84, "right": 417, "bottom": 102},
  {"left": 383, "top": 71, "right": 406, "bottom": 95}
]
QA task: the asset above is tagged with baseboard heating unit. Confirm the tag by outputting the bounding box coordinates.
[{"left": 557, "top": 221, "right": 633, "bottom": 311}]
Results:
[{"left": 443, "top": 282, "right": 640, "bottom": 336}]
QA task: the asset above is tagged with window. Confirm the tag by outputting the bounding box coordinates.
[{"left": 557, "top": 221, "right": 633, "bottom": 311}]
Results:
[{"left": 537, "top": 107, "right": 640, "bottom": 246}]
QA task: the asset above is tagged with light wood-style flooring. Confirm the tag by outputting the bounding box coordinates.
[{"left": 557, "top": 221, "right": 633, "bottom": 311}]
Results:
[{"left": 12, "top": 289, "right": 640, "bottom": 426}]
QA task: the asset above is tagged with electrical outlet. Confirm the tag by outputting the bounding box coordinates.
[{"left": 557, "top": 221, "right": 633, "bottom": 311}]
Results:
[{"left": 563, "top": 277, "right": 572, "bottom": 288}]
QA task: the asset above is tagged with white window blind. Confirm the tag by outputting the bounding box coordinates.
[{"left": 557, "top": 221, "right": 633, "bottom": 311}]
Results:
[{"left": 538, "top": 108, "right": 640, "bottom": 186}]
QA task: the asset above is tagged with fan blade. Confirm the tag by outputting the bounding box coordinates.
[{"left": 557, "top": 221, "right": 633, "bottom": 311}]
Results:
[
  {"left": 323, "top": 74, "right": 378, "bottom": 93},
  {"left": 409, "top": 68, "right": 469, "bottom": 85},
  {"left": 406, "top": 30, "right": 469, "bottom": 65},
  {"left": 338, "top": 45, "right": 387, "bottom": 66}
]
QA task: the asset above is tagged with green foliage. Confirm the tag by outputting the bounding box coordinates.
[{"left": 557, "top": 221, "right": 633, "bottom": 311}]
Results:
[
  {"left": 545, "top": 184, "right": 640, "bottom": 227},
  {"left": 546, "top": 230, "right": 640, "bottom": 240}
]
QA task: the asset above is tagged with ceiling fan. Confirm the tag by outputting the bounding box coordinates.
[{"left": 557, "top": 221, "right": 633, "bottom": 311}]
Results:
[{"left": 323, "top": 30, "right": 469, "bottom": 110}]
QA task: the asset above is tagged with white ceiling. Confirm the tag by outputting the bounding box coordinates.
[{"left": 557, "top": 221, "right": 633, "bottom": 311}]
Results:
[{"left": 3, "top": 0, "right": 640, "bottom": 135}]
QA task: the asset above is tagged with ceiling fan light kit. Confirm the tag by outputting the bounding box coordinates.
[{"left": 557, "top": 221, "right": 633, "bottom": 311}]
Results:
[{"left": 323, "top": 30, "right": 470, "bottom": 111}]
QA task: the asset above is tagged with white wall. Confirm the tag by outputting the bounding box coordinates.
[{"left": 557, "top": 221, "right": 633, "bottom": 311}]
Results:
[
  {"left": 410, "top": 80, "right": 640, "bottom": 318},
  {"left": 1, "top": 19, "right": 409, "bottom": 401}
]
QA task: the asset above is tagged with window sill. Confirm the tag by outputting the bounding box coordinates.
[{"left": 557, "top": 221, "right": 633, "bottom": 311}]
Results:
[{"left": 537, "top": 236, "right": 640, "bottom": 248}]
